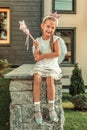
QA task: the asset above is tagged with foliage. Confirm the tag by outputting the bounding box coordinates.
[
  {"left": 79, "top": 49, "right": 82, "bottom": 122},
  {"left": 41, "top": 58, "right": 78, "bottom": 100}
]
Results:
[
  {"left": 70, "top": 94, "right": 87, "bottom": 111},
  {"left": 0, "top": 59, "right": 10, "bottom": 69},
  {"left": 0, "top": 71, "right": 11, "bottom": 130},
  {"left": 69, "top": 63, "right": 86, "bottom": 96}
]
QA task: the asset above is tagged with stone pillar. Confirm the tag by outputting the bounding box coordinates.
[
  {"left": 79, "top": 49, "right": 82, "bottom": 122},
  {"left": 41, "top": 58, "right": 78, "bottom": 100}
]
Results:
[
  {"left": 4, "top": 64, "right": 65, "bottom": 130},
  {"left": 9, "top": 79, "right": 64, "bottom": 130}
]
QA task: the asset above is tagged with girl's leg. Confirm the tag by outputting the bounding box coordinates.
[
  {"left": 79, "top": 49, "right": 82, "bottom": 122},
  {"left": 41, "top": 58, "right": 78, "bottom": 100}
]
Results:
[
  {"left": 33, "top": 73, "right": 42, "bottom": 102},
  {"left": 46, "top": 76, "right": 55, "bottom": 101},
  {"left": 33, "top": 73, "right": 42, "bottom": 125},
  {"left": 46, "top": 77, "right": 58, "bottom": 122}
]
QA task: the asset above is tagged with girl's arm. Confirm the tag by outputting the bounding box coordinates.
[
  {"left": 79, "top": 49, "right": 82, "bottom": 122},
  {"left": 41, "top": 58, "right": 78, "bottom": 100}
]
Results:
[
  {"left": 33, "top": 40, "right": 39, "bottom": 52},
  {"left": 34, "top": 38, "right": 61, "bottom": 61},
  {"left": 41, "top": 38, "right": 60, "bottom": 59},
  {"left": 33, "top": 40, "right": 40, "bottom": 61}
]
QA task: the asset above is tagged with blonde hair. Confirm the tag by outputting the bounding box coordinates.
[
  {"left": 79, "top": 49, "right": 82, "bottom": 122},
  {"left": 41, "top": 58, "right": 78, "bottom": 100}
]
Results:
[
  {"left": 42, "top": 16, "right": 58, "bottom": 26},
  {"left": 42, "top": 11, "right": 60, "bottom": 26}
]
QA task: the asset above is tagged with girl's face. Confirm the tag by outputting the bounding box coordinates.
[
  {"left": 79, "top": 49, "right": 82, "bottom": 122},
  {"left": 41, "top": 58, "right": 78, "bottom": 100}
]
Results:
[{"left": 41, "top": 19, "right": 57, "bottom": 39}]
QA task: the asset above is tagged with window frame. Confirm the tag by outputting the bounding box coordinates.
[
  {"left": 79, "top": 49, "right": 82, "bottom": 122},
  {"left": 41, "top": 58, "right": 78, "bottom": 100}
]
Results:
[
  {"left": 55, "top": 27, "right": 76, "bottom": 67},
  {"left": 0, "top": 7, "right": 10, "bottom": 46},
  {"left": 52, "top": 0, "right": 76, "bottom": 14}
]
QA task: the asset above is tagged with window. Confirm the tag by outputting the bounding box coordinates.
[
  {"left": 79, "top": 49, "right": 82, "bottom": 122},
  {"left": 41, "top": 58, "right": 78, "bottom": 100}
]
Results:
[
  {"left": 55, "top": 27, "right": 76, "bottom": 66},
  {"left": 0, "top": 7, "right": 10, "bottom": 45},
  {"left": 53, "top": 0, "right": 76, "bottom": 14}
]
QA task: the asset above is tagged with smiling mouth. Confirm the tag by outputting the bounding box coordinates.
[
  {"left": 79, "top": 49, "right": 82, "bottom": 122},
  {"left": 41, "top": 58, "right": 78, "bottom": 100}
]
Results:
[{"left": 47, "top": 32, "right": 52, "bottom": 35}]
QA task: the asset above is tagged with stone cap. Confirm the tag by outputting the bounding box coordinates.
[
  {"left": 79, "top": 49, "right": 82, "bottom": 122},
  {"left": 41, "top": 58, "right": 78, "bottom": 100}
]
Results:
[{"left": 4, "top": 64, "right": 34, "bottom": 79}]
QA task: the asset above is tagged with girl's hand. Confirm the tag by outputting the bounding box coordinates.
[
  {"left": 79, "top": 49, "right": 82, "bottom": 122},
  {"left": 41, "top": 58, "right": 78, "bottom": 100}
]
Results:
[
  {"left": 33, "top": 40, "right": 39, "bottom": 49},
  {"left": 34, "top": 53, "right": 43, "bottom": 61},
  {"left": 33, "top": 40, "right": 43, "bottom": 61}
]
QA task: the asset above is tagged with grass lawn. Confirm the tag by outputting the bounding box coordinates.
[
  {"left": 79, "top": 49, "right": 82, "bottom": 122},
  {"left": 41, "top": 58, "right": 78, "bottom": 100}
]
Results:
[
  {"left": 0, "top": 68, "right": 87, "bottom": 130},
  {"left": 62, "top": 93, "right": 87, "bottom": 130},
  {"left": 64, "top": 109, "right": 87, "bottom": 130}
]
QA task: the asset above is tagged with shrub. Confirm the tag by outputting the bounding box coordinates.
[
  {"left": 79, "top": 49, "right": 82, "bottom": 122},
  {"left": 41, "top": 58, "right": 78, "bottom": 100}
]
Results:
[
  {"left": 70, "top": 94, "right": 87, "bottom": 111},
  {"left": 69, "top": 63, "right": 86, "bottom": 96},
  {"left": 0, "top": 59, "right": 10, "bottom": 69}
]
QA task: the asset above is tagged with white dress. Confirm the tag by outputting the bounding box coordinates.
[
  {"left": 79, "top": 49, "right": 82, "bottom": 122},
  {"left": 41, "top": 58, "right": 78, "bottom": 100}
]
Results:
[{"left": 33, "top": 35, "right": 62, "bottom": 80}]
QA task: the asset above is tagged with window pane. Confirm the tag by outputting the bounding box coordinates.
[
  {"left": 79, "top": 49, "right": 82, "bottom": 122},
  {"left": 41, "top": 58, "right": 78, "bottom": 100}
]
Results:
[{"left": 55, "top": 0, "right": 73, "bottom": 11}]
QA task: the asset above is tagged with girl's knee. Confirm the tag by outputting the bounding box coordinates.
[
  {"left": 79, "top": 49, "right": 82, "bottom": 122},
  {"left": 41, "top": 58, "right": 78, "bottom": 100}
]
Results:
[{"left": 34, "top": 73, "right": 42, "bottom": 84}]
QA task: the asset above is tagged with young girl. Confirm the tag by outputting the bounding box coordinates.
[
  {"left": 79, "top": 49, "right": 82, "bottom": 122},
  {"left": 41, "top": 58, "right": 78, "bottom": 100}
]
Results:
[{"left": 33, "top": 12, "right": 62, "bottom": 125}]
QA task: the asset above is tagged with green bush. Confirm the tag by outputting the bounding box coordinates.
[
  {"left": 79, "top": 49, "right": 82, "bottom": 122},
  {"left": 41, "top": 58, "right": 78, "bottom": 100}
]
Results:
[
  {"left": 0, "top": 59, "right": 10, "bottom": 69},
  {"left": 69, "top": 63, "right": 86, "bottom": 96},
  {"left": 70, "top": 94, "right": 87, "bottom": 111}
]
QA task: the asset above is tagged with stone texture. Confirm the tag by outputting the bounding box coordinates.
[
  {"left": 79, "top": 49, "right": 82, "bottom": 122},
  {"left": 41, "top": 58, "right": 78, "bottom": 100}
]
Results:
[
  {"left": 10, "top": 105, "right": 22, "bottom": 130},
  {"left": 10, "top": 80, "right": 32, "bottom": 91}
]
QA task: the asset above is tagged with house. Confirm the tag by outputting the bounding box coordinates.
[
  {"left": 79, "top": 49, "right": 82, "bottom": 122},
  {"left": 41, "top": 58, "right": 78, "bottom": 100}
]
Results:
[
  {"left": 0, "top": 0, "right": 87, "bottom": 86},
  {"left": 0, "top": 0, "right": 42, "bottom": 65}
]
